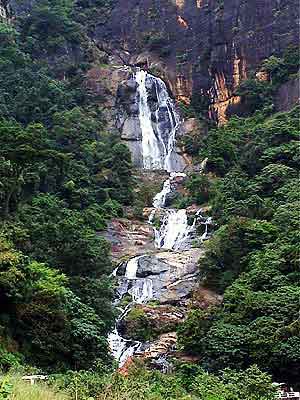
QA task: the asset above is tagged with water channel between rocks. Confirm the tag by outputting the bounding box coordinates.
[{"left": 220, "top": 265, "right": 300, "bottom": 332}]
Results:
[{"left": 108, "top": 69, "right": 212, "bottom": 368}]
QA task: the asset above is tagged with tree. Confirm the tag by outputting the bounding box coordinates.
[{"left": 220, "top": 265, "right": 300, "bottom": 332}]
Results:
[{"left": 0, "top": 120, "right": 59, "bottom": 217}]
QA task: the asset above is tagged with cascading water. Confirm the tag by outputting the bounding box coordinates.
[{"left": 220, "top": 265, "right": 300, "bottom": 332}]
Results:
[
  {"left": 155, "top": 209, "right": 195, "bottom": 251},
  {"left": 108, "top": 69, "right": 212, "bottom": 368},
  {"left": 136, "top": 70, "right": 164, "bottom": 170},
  {"left": 135, "top": 69, "right": 184, "bottom": 172},
  {"left": 151, "top": 172, "right": 197, "bottom": 251},
  {"left": 108, "top": 256, "right": 154, "bottom": 366},
  {"left": 152, "top": 172, "right": 186, "bottom": 209}
]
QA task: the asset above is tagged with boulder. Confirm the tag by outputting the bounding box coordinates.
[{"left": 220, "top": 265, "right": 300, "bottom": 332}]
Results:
[
  {"left": 136, "top": 256, "right": 170, "bottom": 277},
  {"left": 136, "top": 249, "right": 204, "bottom": 304},
  {"left": 143, "top": 332, "right": 177, "bottom": 359}
]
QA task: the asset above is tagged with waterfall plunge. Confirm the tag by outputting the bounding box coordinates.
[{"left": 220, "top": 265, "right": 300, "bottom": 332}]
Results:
[
  {"left": 136, "top": 70, "right": 164, "bottom": 170},
  {"left": 136, "top": 70, "right": 182, "bottom": 172}
]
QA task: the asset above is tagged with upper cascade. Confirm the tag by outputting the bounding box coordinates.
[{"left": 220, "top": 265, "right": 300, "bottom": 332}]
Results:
[{"left": 135, "top": 69, "right": 185, "bottom": 173}]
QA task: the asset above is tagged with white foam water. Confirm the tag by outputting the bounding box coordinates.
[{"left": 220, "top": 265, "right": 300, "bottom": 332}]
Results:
[
  {"left": 155, "top": 209, "right": 195, "bottom": 251},
  {"left": 136, "top": 70, "right": 164, "bottom": 170},
  {"left": 108, "top": 70, "right": 213, "bottom": 369},
  {"left": 136, "top": 70, "right": 183, "bottom": 172},
  {"left": 108, "top": 329, "right": 141, "bottom": 367},
  {"left": 108, "top": 256, "right": 153, "bottom": 365}
]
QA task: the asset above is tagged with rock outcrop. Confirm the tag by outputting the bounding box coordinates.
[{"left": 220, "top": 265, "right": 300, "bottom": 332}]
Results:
[
  {"left": 84, "top": 0, "right": 299, "bottom": 122},
  {"left": 103, "top": 218, "right": 155, "bottom": 263},
  {"left": 120, "top": 304, "right": 185, "bottom": 341},
  {"left": 143, "top": 332, "right": 178, "bottom": 360},
  {"left": 135, "top": 249, "right": 205, "bottom": 304},
  {"left": 7, "top": 0, "right": 298, "bottom": 124}
]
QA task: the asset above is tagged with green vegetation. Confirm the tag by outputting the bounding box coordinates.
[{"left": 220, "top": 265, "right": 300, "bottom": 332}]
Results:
[
  {"left": 0, "top": 15, "right": 133, "bottom": 372},
  {"left": 178, "top": 105, "right": 300, "bottom": 386},
  {"left": 72, "top": 363, "right": 278, "bottom": 399},
  {"left": 1, "top": 374, "right": 68, "bottom": 400},
  {"left": 234, "top": 46, "right": 299, "bottom": 115},
  {"left": 92, "top": 364, "right": 277, "bottom": 400},
  {"left": 0, "top": 363, "right": 276, "bottom": 400},
  {"left": 123, "top": 307, "right": 152, "bottom": 341}
]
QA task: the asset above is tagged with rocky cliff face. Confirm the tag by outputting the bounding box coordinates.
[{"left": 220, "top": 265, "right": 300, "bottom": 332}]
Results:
[
  {"left": 7, "top": 0, "right": 299, "bottom": 123},
  {"left": 275, "top": 74, "right": 300, "bottom": 112},
  {"left": 88, "top": 0, "right": 299, "bottom": 122}
]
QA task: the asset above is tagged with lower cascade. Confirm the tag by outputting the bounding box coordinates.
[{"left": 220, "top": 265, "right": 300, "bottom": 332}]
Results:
[
  {"left": 108, "top": 172, "right": 212, "bottom": 367},
  {"left": 108, "top": 70, "right": 213, "bottom": 368}
]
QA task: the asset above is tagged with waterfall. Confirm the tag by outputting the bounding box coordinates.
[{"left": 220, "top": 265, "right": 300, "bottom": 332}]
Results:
[
  {"left": 130, "top": 279, "right": 153, "bottom": 304},
  {"left": 151, "top": 172, "right": 196, "bottom": 251},
  {"left": 124, "top": 256, "right": 153, "bottom": 304},
  {"left": 125, "top": 256, "right": 141, "bottom": 279},
  {"left": 135, "top": 70, "right": 183, "bottom": 172},
  {"left": 155, "top": 209, "right": 195, "bottom": 251},
  {"left": 136, "top": 70, "right": 164, "bottom": 170},
  {"left": 109, "top": 69, "right": 213, "bottom": 369},
  {"left": 153, "top": 177, "right": 172, "bottom": 208},
  {"left": 108, "top": 329, "right": 140, "bottom": 367},
  {"left": 200, "top": 216, "right": 213, "bottom": 241},
  {"left": 108, "top": 256, "right": 153, "bottom": 365},
  {"left": 152, "top": 172, "right": 187, "bottom": 208}
]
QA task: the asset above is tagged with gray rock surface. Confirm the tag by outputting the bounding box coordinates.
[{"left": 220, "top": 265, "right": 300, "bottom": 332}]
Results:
[
  {"left": 137, "top": 249, "right": 204, "bottom": 304},
  {"left": 121, "top": 116, "right": 142, "bottom": 140}
]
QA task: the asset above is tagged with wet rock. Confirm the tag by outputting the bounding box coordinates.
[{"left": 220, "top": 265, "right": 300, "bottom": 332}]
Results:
[
  {"left": 116, "top": 262, "right": 126, "bottom": 276},
  {"left": 121, "top": 116, "right": 142, "bottom": 140},
  {"left": 163, "top": 190, "right": 178, "bottom": 207},
  {"left": 136, "top": 256, "right": 170, "bottom": 277},
  {"left": 103, "top": 218, "right": 155, "bottom": 262},
  {"left": 136, "top": 249, "right": 205, "bottom": 304}
]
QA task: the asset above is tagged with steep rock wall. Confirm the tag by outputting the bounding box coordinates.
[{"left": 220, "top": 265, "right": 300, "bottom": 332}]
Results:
[
  {"left": 7, "top": 0, "right": 299, "bottom": 123},
  {"left": 275, "top": 74, "right": 300, "bottom": 112},
  {"left": 89, "top": 0, "right": 299, "bottom": 122}
]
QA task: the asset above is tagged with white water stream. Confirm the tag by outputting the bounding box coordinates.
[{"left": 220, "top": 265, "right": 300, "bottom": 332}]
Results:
[
  {"left": 108, "top": 70, "right": 212, "bottom": 367},
  {"left": 136, "top": 70, "right": 164, "bottom": 170},
  {"left": 136, "top": 69, "right": 183, "bottom": 172},
  {"left": 108, "top": 256, "right": 153, "bottom": 366},
  {"left": 155, "top": 209, "right": 194, "bottom": 250}
]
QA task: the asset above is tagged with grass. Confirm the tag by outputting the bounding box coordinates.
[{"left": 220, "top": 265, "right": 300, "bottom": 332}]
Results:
[{"left": 2, "top": 375, "right": 69, "bottom": 400}]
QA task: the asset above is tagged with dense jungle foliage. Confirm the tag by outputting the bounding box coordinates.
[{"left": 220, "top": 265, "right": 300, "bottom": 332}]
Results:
[
  {"left": 0, "top": 9, "right": 133, "bottom": 371},
  {"left": 178, "top": 105, "right": 300, "bottom": 386}
]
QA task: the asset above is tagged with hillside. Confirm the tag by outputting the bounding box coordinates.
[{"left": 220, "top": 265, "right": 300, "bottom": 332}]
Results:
[{"left": 0, "top": 1, "right": 299, "bottom": 399}]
